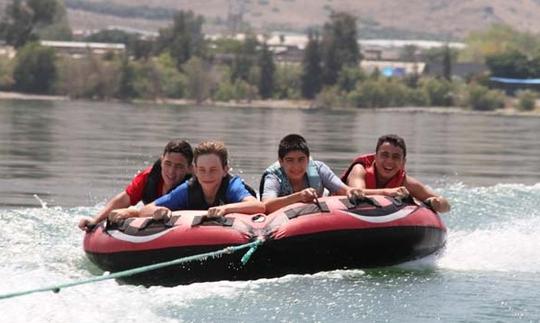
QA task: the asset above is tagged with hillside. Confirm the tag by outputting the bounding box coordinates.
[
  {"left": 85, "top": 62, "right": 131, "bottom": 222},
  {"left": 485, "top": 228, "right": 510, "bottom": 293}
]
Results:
[{"left": 4, "top": 0, "right": 540, "bottom": 39}]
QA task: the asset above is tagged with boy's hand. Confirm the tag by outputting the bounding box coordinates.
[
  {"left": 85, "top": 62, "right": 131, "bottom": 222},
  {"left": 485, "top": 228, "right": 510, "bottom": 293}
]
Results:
[{"left": 298, "top": 188, "right": 317, "bottom": 203}]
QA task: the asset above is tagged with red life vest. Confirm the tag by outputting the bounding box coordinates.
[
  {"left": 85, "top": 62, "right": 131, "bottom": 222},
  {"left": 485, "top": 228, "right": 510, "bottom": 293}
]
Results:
[{"left": 341, "top": 153, "right": 405, "bottom": 189}]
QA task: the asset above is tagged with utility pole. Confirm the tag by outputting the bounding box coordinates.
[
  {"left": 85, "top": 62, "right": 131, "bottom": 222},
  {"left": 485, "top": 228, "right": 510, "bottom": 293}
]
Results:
[{"left": 227, "top": 0, "right": 245, "bottom": 35}]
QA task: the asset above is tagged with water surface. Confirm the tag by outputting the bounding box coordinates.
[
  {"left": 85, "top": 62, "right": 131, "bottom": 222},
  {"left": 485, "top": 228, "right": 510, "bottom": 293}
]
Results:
[{"left": 0, "top": 100, "right": 539, "bottom": 322}]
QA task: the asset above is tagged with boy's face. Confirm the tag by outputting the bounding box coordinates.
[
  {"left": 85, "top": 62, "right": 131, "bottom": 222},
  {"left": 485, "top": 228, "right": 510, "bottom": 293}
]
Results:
[
  {"left": 279, "top": 150, "right": 309, "bottom": 182},
  {"left": 160, "top": 152, "right": 191, "bottom": 188},
  {"left": 194, "top": 154, "right": 228, "bottom": 189},
  {"left": 374, "top": 142, "right": 406, "bottom": 181}
]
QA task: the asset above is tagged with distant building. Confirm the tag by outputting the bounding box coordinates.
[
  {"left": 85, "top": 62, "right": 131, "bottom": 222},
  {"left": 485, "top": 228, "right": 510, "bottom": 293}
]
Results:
[
  {"left": 361, "top": 60, "right": 426, "bottom": 77},
  {"left": 40, "top": 40, "right": 126, "bottom": 58},
  {"left": 424, "top": 62, "right": 487, "bottom": 80}
]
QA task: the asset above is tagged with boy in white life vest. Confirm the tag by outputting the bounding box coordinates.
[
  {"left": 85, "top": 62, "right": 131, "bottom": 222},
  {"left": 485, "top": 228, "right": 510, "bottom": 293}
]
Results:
[{"left": 260, "top": 134, "right": 363, "bottom": 213}]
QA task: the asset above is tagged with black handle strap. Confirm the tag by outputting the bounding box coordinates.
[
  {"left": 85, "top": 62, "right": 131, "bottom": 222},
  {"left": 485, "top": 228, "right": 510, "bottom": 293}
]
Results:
[
  {"left": 347, "top": 195, "right": 382, "bottom": 208},
  {"left": 191, "top": 215, "right": 235, "bottom": 227}
]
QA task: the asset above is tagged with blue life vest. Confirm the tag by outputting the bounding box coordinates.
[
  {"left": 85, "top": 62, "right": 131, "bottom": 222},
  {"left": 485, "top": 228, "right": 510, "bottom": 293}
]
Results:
[{"left": 259, "top": 160, "right": 323, "bottom": 199}]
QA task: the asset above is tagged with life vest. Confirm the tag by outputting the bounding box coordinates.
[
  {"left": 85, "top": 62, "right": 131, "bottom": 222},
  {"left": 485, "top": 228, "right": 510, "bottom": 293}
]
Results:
[
  {"left": 259, "top": 160, "right": 323, "bottom": 200},
  {"left": 141, "top": 159, "right": 191, "bottom": 204},
  {"left": 340, "top": 153, "right": 405, "bottom": 189},
  {"left": 187, "top": 174, "right": 256, "bottom": 210}
]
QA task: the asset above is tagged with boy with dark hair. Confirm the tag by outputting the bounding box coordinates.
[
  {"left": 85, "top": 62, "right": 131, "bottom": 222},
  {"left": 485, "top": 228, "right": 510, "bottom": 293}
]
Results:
[
  {"left": 342, "top": 134, "right": 450, "bottom": 213},
  {"left": 78, "top": 139, "right": 193, "bottom": 230},
  {"left": 260, "top": 134, "right": 363, "bottom": 213}
]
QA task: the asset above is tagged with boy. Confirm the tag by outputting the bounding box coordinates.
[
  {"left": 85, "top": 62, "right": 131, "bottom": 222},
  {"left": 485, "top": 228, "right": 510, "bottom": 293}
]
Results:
[
  {"left": 341, "top": 134, "right": 450, "bottom": 213},
  {"left": 260, "top": 134, "right": 362, "bottom": 213},
  {"left": 78, "top": 139, "right": 193, "bottom": 230}
]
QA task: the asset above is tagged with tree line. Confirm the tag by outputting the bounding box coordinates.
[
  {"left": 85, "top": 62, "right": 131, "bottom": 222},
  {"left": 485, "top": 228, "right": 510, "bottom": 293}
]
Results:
[{"left": 0, "top": 0, "right": 538, "bottom": 111}]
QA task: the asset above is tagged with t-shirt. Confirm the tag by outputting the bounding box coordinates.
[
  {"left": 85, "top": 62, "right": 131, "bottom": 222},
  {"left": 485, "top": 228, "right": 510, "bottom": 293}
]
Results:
[
  {"left": 125, "top": 166, "right": 160, "bottom": 205},
  {"left": 262, "top": 160, "right": 345, "bottom": 199},
  {"left": 154, "top": 175, "right": 252, "bottom": 211}
]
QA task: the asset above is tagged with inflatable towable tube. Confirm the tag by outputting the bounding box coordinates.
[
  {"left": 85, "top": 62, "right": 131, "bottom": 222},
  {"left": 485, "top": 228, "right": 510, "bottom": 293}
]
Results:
[{"left": 84, "top": 195, "right": 446, "bottom": 285}]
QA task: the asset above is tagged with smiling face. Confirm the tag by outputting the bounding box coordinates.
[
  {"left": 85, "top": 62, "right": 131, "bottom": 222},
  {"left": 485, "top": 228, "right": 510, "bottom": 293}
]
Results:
[
  {"left": 279, "top": 150, "right": 309, "bottom": 183},
  {"left": 160, "top": 152, "right": 191, "bottom": 189},
  {"left": 374, "top": 142, "right": 406, "bottom": 182},
  {"left": 194, "top": 153, "right": 228, "bottom": 191}
]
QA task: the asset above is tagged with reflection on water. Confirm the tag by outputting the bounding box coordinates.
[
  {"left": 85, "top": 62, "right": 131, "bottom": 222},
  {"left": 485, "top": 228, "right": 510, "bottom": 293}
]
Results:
[{"left": 0, "top": 100, "right": 539, "bottom": 207}]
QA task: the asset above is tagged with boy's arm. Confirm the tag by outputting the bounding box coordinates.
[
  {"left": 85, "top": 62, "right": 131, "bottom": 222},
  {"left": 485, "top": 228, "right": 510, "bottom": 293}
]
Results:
[
  {"left": 262, "top": 189, "right": 317, "bottom": 214},
  {"left": 346, "top": 164, "right": 367, "bottom": 188},
  {"left": 208, "top": 196, "right": 266, "bottom": 217},
  {"left": 405, "top": 176, "right": 450, "bottom": 213},
  {"left": 344, "top": 163, "right": 408, "bottom": 197},
  {"left": 78, "top": 191, "right": 131, "bottom": 230}
]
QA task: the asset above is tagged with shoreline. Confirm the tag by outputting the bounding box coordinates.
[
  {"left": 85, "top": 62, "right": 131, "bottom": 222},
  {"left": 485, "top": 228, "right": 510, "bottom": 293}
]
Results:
[{"left": 1, "top": 91, "right": 539, "bottom": 117}]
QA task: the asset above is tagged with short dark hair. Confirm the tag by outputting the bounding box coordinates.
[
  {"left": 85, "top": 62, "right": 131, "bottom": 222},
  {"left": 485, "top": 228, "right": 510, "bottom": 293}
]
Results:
[
  {"left": 376, "top": 134, "right": 407, "bottom": 158},
  {"left": 193, "top": 141, "right": 228, "bottom": 167},
  {"left": 278, "top": 134, "right": 310, "bottom": 159},
  {"left": 163, "top": 139, "right": 194, "bottom": 164}
]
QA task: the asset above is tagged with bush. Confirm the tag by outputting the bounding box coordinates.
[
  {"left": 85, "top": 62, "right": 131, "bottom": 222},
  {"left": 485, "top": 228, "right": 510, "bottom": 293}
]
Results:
[
  {"left": 419, "top": 78, "right": 454, "bottom": 106},
  {"left": 213, "top": 78, "right": 235, "bottom": 101},
  {"left": 337, "top": 65, "right": 366, "bottom": 92},
  {"left": 516, "top": 90, "right": 537, "bottom": 111},
  {"left": 313, "top": 86, "right": 345, "bottom": 108},
  {"left": 405, "top": 88, "right": 429, "bottom": 107},
  {"left": 154, "top": 53, "right": 187, "bottom": 99},
  {"left": 0, "top": 57, "right": 15, "bottom": 90},
  {"left": 465, "top": 83, "right": 505, "bottom": 111},
  {"left": 56, "top": 54, "right": 120, "bottom": 99},
  {"left": 13, "top": 43, "right": 57, "bottom": 93},
  {"left": 348, "top": 78, "right": 410, "bottom": 108},
  {"left": 274, "top": 64, "right": 301, "bottom": 99}
]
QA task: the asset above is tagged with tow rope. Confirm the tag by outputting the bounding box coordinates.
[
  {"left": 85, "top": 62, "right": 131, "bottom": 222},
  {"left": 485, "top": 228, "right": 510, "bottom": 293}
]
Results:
[{"left": 0, "top": 239, "right": 264, "bottom": 301}]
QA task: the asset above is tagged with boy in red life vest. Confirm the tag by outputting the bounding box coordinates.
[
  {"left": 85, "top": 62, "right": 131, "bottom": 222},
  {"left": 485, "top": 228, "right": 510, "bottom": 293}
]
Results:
[
  {"left": 341, "top": 134, "right": 450, "bottom": 213},
  {"left": 77, "top": 139, "right": 193, "bottom": 230}
]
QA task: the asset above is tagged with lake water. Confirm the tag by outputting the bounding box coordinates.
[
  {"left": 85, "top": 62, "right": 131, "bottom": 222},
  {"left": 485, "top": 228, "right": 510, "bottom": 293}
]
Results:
[{"left": 0, "top": 100, "right": 539, "bottom": 322}]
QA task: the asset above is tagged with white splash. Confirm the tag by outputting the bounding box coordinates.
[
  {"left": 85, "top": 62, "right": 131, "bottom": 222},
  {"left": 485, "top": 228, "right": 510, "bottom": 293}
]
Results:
[{"left": 437, "top": 217, "right": 540, "bottom": 273}]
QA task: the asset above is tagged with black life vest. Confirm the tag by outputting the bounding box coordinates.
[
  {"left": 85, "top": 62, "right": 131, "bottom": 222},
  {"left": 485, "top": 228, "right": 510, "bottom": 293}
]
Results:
[
  {"left": 187, "top": 174, "right": 257, "bottom": 210},
  {"left": 141, "top": 159, "right": 191, "bottom": 204}
]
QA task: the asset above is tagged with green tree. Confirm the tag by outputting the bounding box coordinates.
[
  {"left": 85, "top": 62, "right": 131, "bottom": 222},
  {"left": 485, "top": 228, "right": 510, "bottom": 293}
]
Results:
[
  {"left": 462, "top": 24, "right": 540, "bottom": 62},
  {"left": 275, "top": 63, "right": 301, "bottom": 99},
  {"left": 231, "top": 34, "right": 259, "bottom": 82},
  {"left": 0, "top": 0, "right": 59, "bottom": 48},
  {"left": 156, "top": 10, "right": 206, "bottom": 70},
  {"left": 37, "top": 0, "right": 72, "bottom": 41},
  {"left": 183, "top": 56, "right": 212, "bottom": 103},
  {"left": 485, "top": 50, "right": 530, "bottom": 78},
  {"left": 258, "top": 43, "right": 275, "bottom": 99},
  {"left": 337, "top": 65, "right": 365, "bottom": 92},
  {"left": 442, "top": 45, "right": 452, "bottom": 81},
  {"left": 301, "top": 30, "right": 322, "bottom": 99},
  {"left": 13, "top": 42, "right": 57, "bottom": 93},
  {"left": 116, "top": 56, "right": 137, "bottom": 99},
  {"left": 321, "top": 12, "right": 361, "bottom": 86}
]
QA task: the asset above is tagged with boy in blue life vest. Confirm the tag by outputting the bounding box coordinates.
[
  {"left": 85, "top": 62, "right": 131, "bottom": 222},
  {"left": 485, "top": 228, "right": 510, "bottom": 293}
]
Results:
[
  {"left": 341, "top": 134, "right": 450, "bottom": 213},
  {"left": 260, "top": 134, "right": 363, "bottom": 213}
]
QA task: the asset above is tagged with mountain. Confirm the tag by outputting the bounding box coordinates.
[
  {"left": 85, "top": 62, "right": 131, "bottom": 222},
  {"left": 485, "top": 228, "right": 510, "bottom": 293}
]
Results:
[{"left": 4, "top": 0, "right": 540, "bottom": 40}]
